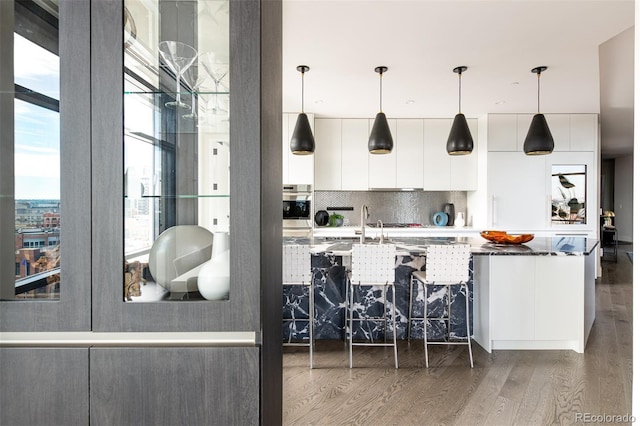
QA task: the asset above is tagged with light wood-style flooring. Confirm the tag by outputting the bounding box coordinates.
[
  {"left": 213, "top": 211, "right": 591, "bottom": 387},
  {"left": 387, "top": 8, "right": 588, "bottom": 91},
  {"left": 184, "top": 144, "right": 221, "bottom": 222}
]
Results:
[{"left": 283, "top": 244, "right": 633, "bottom": 425}]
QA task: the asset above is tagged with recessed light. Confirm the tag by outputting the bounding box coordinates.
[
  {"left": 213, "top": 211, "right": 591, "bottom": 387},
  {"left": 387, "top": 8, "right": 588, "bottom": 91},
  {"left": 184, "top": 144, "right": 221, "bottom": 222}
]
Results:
[
  {"left": 314, "top": 100, "right": 324, "bottom": 104},
  {"left": 405, "top": 100, "right": 415, "bottom": 104},
  {"left": 495, "top": 100, "right": 506, "bottom": 105},
  {"left": 511, "top": 82, "right": 519, "bottom": 85}
]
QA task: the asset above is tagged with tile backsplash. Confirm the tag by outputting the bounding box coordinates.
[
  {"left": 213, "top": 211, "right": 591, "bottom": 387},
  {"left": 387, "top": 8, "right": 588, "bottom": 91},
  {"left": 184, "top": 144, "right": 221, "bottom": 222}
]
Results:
[{"left": 313, "top": 190, "right": 467, "bottom": 226}]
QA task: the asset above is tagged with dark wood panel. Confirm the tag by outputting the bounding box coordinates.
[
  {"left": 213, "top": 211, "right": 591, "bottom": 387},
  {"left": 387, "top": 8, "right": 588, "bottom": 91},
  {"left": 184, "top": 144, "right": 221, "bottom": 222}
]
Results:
[
  {"left": 90, "top": 347, "right": 259, "bottom": 425},
  {"left": 0, "top": 348, "right": 89, "bottom": 425},
  {"left": 1, "top": 0, "right": 91, "bottom": 331},
  {"left": 255, "top": 0, "right": 283, "bottom": 423}
]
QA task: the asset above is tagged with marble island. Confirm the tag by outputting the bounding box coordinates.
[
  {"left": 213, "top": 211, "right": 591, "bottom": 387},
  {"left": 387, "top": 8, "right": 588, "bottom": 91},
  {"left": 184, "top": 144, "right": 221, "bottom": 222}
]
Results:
[{"left": 283, "top": 235, "right": 599, "bottom": 353}]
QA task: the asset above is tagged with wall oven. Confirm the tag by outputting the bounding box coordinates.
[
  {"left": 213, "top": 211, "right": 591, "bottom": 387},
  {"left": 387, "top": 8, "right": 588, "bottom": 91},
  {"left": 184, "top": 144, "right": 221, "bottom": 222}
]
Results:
[{"left": 283, "top": 184, "right": 312, "bottom": 236}]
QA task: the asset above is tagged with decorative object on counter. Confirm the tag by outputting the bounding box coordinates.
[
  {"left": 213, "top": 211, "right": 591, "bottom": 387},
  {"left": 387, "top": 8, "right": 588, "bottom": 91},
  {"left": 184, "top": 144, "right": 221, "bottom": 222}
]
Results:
[
  {"left": 328, "top": 212, "right": 344, "bottom": 227},
  {"left": 197, "top": 231, "right": 230, "bottom": 300},
  {"left": 433, "top": 211, "right": 448, "bottom": 227},
  {"left": 290, "top": 65, "right": 315, "bottom": 155},
  {"left": 314, "top": 210, "right": 329, "bottom": 226},
  {"left": 454, "top": 212, "right": 466, "bottom": 228},
  {"left": 446, "top": 66, "right": 474, "bottom": 155},
  {"left": 158, "top": 41, "right": 198, "bottom": 110},
  {"left": 523, "top": 66, "right": 554, "bottom": 155},
  {"left": 368, "top": 66, "right": 393, "bottom": 154},
  {"left": 443, "top": 203, "right": 455, "bottom": 226},
  {"left": 480, "top": 230, "right": 534, "bottom": 244}
]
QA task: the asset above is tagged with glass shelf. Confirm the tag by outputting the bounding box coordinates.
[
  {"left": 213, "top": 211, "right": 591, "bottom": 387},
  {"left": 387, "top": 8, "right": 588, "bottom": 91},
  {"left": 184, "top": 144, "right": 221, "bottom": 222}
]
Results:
[
  {"left": 125, "top": 194, "right": 230, "bottom": 199},
  {"left": 125, "top": 90, "right": 230, "bottom": 96}
]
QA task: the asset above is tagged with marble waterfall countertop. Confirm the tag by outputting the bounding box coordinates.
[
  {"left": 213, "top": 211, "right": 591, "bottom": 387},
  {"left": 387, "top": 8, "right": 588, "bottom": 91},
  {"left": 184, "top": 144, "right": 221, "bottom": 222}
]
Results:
[{"left": 284, "top": 235, "right": 600, "bottom": 256}]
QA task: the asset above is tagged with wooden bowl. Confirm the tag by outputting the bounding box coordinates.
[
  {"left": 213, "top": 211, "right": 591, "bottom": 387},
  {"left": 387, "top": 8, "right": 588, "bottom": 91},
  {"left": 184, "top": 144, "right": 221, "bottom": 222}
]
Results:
[{"left": 480, "top": 230, "right": 534, "bottom": 244}]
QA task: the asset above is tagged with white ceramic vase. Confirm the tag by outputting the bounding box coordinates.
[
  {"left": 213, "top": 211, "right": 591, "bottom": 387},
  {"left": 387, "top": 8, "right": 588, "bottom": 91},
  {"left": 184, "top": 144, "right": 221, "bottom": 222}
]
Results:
[
  {"left": 197, "top": 231, "right": 230, "bottom": 300},
  {"left": 454, "top": 212, "right": 466, "bottom": 228}
]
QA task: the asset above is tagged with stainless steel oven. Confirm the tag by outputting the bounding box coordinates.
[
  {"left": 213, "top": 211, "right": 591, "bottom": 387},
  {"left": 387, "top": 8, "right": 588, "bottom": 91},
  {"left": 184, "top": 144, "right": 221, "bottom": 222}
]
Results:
[{"left": 283, "top": 184, "right": 312, "bottom": 236}]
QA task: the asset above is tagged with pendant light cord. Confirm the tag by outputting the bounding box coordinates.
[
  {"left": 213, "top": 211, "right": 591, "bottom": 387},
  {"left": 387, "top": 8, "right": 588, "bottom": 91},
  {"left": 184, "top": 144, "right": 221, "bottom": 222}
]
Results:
[
  {"left": 379, "top": 71, "right": 383, "bottom": 113},
  {"left": 458, "top": 71, "right": 462, "bottom": 114},
  {"left": 537, "top": 71, "right": 540, "bottom": 114},
  {"left": 300, "top": 70, "right": 305, "bottom": 113}
]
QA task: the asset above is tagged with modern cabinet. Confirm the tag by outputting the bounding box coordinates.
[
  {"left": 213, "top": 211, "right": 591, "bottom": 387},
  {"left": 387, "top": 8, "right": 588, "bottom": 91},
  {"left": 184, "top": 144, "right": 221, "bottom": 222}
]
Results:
[
  {"left": 341, "top": 119, "right": 370, "bottom": 190},
  {"left": 487, "top": 151, "right": 547, "bottom": 229},
  {"left": 314, "top": 118, "right": 342, "bottom": 190},
  {"left": 396, "top": 119, "right": 424, "bottom": 189},
  {"left": 283, "top": 113, "right": 314, "bottom": 185},
  {"left": 487, "top": 113, "right": 597, "bottom": 152},
  {"left": 1, "top": 0, "right": 282, "bottom": 424},
  {"left": 475, "top": 250, "right": 596, "bottom": 353},
  {"left": 315, "top": 117, "right": 476, "bottom": 191},
  {"left": 424, "top": 118, "right": 478, "bottom": 191}
]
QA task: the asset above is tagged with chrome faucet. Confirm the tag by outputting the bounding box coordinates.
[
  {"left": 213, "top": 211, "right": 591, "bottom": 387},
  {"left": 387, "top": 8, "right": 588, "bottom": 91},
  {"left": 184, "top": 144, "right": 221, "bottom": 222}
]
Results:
[
  {"left": 377, "top": 220, "right": 385, "bottom": 244},
  {"left": 359, "top": 204, "right": 369, "bottom": 244}
]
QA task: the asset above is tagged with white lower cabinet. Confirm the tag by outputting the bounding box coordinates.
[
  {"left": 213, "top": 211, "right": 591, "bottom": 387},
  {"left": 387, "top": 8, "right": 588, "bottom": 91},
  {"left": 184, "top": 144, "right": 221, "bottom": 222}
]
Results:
[{"left": 475, "top": 252, "right": 594, "bottom": 353}]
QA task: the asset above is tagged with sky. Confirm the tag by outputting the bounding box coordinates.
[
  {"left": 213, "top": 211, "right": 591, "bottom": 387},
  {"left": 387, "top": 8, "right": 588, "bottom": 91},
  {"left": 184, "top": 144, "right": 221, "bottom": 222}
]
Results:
[{"left": 13, "top": 34, "right": 60, "bottom": 200}]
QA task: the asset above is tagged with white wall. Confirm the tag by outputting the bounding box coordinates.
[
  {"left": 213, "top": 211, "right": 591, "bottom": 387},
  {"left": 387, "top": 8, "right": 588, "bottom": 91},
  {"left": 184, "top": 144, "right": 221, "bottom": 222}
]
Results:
[{"left": 614, "top": 154, "right": 634, "bottom": 242}]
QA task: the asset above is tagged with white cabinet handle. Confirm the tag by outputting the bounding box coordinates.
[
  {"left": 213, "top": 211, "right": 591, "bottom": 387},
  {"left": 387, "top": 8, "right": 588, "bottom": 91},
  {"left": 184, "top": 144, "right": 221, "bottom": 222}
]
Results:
[{"left": 491, "top": 196, "right": 497, "bottom": 227}]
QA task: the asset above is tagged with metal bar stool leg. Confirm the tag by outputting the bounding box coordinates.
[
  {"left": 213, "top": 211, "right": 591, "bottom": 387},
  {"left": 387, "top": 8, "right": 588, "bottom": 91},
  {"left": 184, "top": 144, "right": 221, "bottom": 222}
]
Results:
[
  {"left": 391, "top": 284, "right": 398, "bottom": 369},
  {"left": 309, "top": 282, "right": 314, "bottom": 369},
  {"left": 464, "top": 283, "right": 474, "bottom": 368},
  {"left": 408, "top": 276, "right": 414, "bottom": 341},
  {"left": 349, "top": 280, "right": 354, "bottom": 368},
  {"left": 423, "top": 281, "right": 429, "bottom": 368}
]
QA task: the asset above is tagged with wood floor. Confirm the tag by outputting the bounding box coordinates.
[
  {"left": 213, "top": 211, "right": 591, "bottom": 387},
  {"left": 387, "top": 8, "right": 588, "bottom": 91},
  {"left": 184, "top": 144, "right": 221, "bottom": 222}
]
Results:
[{"left": 283, "top": 244, "right": 633, "bottom": 425}]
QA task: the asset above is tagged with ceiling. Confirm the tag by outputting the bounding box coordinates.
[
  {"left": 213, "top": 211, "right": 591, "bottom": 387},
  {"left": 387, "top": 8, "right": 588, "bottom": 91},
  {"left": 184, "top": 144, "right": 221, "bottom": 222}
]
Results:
[{"left": 282, "top": 0, "right": 635, "bottom": 157}]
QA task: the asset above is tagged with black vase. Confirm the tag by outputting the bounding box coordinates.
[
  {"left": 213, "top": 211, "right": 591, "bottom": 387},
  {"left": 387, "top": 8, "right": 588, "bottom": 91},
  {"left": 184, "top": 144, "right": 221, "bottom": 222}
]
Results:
[{"left": 444, "top": 203, "right": 455, "bottom": 226}]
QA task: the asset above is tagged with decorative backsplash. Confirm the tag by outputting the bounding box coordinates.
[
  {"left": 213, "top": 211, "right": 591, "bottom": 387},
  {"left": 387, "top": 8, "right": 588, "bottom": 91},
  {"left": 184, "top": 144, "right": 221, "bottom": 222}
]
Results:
[{"left": 313, "top": 190, "right": 467, "bottom": 226}]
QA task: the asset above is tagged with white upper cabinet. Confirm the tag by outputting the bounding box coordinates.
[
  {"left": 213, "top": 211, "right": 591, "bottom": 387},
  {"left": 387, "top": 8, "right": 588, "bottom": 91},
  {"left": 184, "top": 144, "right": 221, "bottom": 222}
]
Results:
[
  {"left": 368, "top": 118, "right": 397, "bottom": 189},
  {"left": 341, "top": 119, "right": 370, "bottom": 190},
  {"left": 395, "top": 119, "right": 424, "bottom": 189},
  {"left": 314, "top": 118, "right": 342, "bottom": 190},
  {"left": 282, "top": 113, "right": 314, "bottom": 185},
  {"left": 423, "top": 119, "right": 452, "bottom": 191},
  {"left": 488, "top": 113, "right": 597, "bottom": 152},
  {"left": 423, "top": 118, "right": 478, "bottom": 190}
]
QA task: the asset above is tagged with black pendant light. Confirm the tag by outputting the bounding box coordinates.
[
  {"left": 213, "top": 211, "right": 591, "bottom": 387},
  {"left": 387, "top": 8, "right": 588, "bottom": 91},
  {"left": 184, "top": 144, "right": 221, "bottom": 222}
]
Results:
[
  {"left": 523, "top": 66, "right": 554, "bottom": 155},
  {"left": 368, "top": 66, "right": 393, "bottom": 154},
  {"left": 290, "top": 65, "right": 315, "bottom": 155},
  {"left": 446, "top": 66, "right": 474, "bottom": 155}
]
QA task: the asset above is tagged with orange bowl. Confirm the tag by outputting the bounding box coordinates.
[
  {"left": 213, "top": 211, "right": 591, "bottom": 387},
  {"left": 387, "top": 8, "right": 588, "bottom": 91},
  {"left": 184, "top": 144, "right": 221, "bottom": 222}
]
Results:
[{"left": 480, "top": 230, "right": 534, "bottom": 244}]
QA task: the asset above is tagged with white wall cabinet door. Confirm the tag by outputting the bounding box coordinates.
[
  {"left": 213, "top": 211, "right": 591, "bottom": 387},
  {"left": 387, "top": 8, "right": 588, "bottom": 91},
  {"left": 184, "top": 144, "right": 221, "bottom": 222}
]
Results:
[
  {"left": 544, "top": 114, "right": 571, "bottom": 151},
  {"left": 368, "top": 119, "right": 397, "bottom": 189},
  {"left": 282, "top": 113, "right": 314, "bottom": 185},
  {"left": 487, "top": 151, "right": 546, "bottom": 229},
  {"left": 423, "top": 119, "right": 452, "bottom": 190},
  {"left": 396, "top": 119, "right": 424, "bottom": 189},
  {"left": 450, "top": 118, "right": 478, "bottom": 190},
  {"left": 314, "top": 119, "right": 342, "bottom": 190},
  {"left": 487, "top": 114, "right": 517, "bottom": 151},
  {"left": 341, "top": 119, "right": 369, "bottom": 190},
  {"left": 570, "top": 114, "right": 598, "bottom": 151}
]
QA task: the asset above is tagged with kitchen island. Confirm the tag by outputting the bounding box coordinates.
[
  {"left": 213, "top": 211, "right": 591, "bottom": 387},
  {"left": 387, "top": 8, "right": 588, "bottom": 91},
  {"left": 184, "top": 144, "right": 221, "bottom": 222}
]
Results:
[{"left": 283, "top": 235, "right": 599, "bottom": 353}]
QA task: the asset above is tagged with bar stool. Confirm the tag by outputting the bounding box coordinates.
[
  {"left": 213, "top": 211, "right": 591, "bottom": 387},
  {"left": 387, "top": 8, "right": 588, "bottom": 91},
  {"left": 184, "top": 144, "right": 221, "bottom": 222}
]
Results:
[
  {"left": 348, "top": 243, "right": 398, "bottom": 369},
  {"left": 409, "top": 244, "right": 473, "bottom": 368},
  {"left": 282, "top": 245, "right": 314, "bottom": 368}
]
